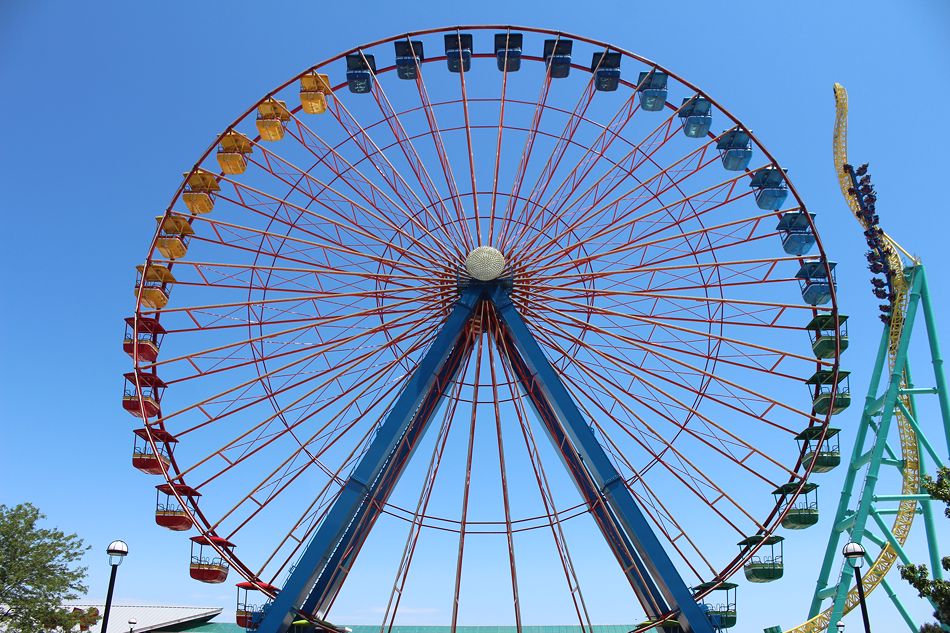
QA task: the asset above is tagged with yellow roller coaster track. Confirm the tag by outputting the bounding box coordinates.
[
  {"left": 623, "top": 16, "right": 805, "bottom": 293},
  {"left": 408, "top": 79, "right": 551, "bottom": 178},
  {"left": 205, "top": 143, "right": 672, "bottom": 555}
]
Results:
[{"left": 785, "top": 83, "right": 919, "bottom": 633}]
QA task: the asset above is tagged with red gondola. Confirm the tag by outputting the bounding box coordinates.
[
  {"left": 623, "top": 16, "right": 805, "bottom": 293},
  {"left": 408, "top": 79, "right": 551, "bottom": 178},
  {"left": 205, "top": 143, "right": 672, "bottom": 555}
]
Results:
[
  {"left": 235, "top": 581, "right": 278, "bottom": 630},
  {"left": 122, "top": 371, "right": 166, "bottom": 418},
  {"left": 131, "top": 427, "right": 176, "bottom": 475},
  {"left": 154, "top": 483, "right": 199, "bottom": 531},
  {"left": 190, "top": 535, "right": 234, "bottom": 584},
  {"left": 122, "top": 316, "right": 166, "bottom": 362}
]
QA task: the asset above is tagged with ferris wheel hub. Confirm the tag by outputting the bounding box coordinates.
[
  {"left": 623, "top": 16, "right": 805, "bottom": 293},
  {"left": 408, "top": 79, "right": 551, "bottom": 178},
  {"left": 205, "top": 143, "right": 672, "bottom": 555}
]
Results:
[{"left": 465, "top": 246, "right": 505, "bottom": 281}]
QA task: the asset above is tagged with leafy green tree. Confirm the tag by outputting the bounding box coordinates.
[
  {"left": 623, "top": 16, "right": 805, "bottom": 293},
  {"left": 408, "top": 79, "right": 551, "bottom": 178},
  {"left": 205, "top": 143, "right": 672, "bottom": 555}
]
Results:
[
  {"left": 0, "top": 503, "right": 96, "bottom": 632},
  {"left": 899, "top": 467, "right": 950, "bottom": 631}
]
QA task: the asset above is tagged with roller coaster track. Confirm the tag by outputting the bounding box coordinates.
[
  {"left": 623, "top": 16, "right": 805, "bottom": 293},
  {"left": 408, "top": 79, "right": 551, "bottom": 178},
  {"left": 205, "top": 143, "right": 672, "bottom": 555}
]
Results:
[{"left": 784, "top": 83, "right": 919, "bottom": 633}]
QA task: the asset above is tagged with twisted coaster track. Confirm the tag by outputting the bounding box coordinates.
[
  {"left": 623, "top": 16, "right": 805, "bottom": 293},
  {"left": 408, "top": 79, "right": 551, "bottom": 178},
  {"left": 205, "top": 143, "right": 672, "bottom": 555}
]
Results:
[{"left": 783, "top": 84, "right": 950, "bottom": 633}]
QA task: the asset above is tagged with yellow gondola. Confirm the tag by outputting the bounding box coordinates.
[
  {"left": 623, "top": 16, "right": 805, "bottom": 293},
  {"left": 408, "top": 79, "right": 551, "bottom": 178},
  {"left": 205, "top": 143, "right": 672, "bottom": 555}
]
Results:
[
  {"left": 155, "top": 214, "right": 195, "bottom": 260},
  {"left": 182, "top": 169, "right": 220, "bottom": 214},
  {"left": 135, "top": 264, "right": 176, "bottom": 309},
  {"left": 217, "top": 130, "right": 253, "bottom": 174},
  {"left": 256, "top": 98, "right": 291, "bottom": 141},
  {"left": 300, "top": 72, "right": 331, "bottom": 115}
]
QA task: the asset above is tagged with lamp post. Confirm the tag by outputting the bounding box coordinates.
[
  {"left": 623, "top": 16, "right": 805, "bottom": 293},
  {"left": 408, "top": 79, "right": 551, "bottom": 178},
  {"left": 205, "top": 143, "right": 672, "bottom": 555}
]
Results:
[
  {"left": 837, "top": 622, "right": 845, "bottom": 633},
  {"left": 128, "top": 618, "right": 137, "bottom": 633},
  {"left": 100, "top": 540, "right": 128, "bottom": 633},
  {"left": 842, "top": 541, "right": 871, "bottom": 633}
]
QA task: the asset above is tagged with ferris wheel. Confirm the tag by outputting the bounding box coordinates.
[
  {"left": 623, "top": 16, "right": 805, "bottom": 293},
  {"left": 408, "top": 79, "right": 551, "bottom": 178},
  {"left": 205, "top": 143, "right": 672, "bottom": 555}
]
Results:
[{"left": 122, "top": 26, "right": 848, "bottom": 633}]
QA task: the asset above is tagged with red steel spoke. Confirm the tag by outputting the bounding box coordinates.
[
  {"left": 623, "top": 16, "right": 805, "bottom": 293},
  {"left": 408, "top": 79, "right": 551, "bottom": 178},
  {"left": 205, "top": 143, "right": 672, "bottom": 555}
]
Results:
[
  {"left": 282, "top": 111, "right": 461, "bottom": 263},
  {"left": 381, "top": 353, "right": 472, "bottom": 631},
  {"left": 486, "top": 337, "right": 523, "bottom": 629},
  {"left": 453, "top": 31, "right": 482, "bottom": 244},
  {"left": 509, "top": 105, "right": 698, "bottom": 260},
  {"left": 361, "top": 49, "right": 472, "bottom": 251},
  {"left": 492, "top": 315, "right": 593, "bottom": 630},
  {"left": 521, "top": 318, "right": 773, "bottom": 533},
  {"left": 487, "top": 31, "right": 514, "bottom": 246},
  {"left": 496, "top": 40, "right": 556, "bottom": 248},
  {"left": 449, "top": 316, "right": 484, "bottom": 630}
]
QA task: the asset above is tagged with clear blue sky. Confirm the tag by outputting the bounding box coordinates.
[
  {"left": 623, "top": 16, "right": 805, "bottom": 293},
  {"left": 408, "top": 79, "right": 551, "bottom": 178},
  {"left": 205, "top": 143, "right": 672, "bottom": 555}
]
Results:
[{"left": 1, "top": 1, "right": 949, "bottom": 632}]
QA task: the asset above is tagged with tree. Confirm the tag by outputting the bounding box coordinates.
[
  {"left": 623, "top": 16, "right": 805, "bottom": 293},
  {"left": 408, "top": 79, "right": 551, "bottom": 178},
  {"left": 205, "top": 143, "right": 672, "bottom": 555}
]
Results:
[
  {"left": 899, "top": 466, "right": 950, "bottom": 632},
  {"left": 0, "top": 503, "right": 97, "bottom": 632}
]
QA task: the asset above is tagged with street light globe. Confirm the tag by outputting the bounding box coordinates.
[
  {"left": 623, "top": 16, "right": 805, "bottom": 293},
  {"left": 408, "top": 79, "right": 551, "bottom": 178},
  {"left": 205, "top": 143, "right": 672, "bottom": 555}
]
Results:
[
  {"left": 836, "top": 622, "right": 845, "bottom": 632},
  {"left": 107, "top": 540, "right": 129, "bottom": 566},
  {"left": 842, "top": 541, "right": 866, "bottom": 568}
]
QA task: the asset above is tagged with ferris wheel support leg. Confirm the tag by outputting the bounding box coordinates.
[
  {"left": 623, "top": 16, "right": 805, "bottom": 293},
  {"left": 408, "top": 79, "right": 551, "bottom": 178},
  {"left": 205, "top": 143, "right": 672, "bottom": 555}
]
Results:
[
  {"left": 489, "top": 285, "right": 715, "bottom": 633},
  {"left": 302, "top": 335, "right": 475, "bottom": 616},
  {"left": 256, "top": 287, "right": 482, "bottom": 633}
]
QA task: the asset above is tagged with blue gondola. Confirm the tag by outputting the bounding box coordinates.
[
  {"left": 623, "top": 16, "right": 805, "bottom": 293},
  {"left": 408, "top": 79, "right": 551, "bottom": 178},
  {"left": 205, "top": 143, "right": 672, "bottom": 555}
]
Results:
[
  {"left": 795, "top": 258, "right": 837, "bottom": 306},
  {"left": 444, "top": 33, "right": 473, "bottom": 73},
  {"left": 345, "top": 53, "right": 376, "bottom": 94},
  {"left": 543, "top": 39, "right": 573, "bottom": 78},
  {"left": 776, "top": 211, "right": 816, "bottom": 255},
  {"left": 494, "top": 32, "right": 523, "bottom": 71},
  {"left": 678, "top": 96, "right": 712, "bottom": 138},
  {"left": 749, "top": 166, "right": 789, "bottom": 210},
  {"left": 717, "top": 128, "right": 752, "bottom": 171},
  {"left": 637, "top": 70, "right": 668, "bottom": 111},
  {"left": 590, "top": 51, "right": 621, "bottom": 92},
  {"left": 394, "top": 40, "right": 424, "bottom": 80}
]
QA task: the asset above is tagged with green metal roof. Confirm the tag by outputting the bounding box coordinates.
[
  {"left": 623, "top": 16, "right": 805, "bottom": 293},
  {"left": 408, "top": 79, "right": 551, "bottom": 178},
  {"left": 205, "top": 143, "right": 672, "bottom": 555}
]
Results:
[
  {"left": 805, "top": 370, "right": 850, "bottom": 385},
  {"left": 805, "top": 313, "right": 848, "bottom": 330},
  {"left": 795, "top": 426, "right": 841, "bottom": 441},
  {"left": 737, "top": 534, "right": 784, "bottom": 546},
  {"left": 773, "top": 481, "right": 818, "bottom": 495},
  {"left": 174, "top": 625, "right": 243, "bottom": 633}
]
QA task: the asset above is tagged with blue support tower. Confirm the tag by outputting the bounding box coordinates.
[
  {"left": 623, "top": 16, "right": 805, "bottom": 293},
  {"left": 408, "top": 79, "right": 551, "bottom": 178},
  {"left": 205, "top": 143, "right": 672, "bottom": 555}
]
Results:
[{"left": 257, "top": 279, "right": 717, "bottom": 633}]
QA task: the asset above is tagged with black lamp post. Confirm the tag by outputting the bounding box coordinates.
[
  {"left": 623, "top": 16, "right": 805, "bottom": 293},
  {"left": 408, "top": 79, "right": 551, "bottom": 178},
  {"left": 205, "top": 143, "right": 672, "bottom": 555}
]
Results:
[
  {"left": 843, "top": 541, "right": 872, "bottom": 633},
  {"left": 100, "top": 540, "right": 128, "bottom": 633}
]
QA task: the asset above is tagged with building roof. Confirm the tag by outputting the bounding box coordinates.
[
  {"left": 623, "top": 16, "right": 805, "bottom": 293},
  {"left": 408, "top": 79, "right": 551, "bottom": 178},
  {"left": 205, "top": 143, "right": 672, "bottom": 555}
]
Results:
[
  {"left": 67, "top": 608, "right": 654, "bottom": 633},
  {"left": 68, "top": 604, "right": 222, "bottom": 633}
]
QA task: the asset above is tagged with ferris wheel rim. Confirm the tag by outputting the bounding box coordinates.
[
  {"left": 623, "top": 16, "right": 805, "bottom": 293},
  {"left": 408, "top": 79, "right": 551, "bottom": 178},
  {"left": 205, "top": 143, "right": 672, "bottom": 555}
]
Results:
[{"left": 127, "top": 24, "right": 844, "bottom": 626}]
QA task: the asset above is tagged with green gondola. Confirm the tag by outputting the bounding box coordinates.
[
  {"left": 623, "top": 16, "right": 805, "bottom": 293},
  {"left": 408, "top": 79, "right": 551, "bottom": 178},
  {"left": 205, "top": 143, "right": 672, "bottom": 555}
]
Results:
[
  {"left": 795, "top": 426, "right": 841, "bottom": 473},
  {"left": 805, "top": 314, "right": 849, "bottom": 359},
  {"left": 738, "top": 535, "right": 784, "bottom": 582},
  {"left": 774, "top": 482, "right": 819, "bottom": 529},
  {"left": 806, "top": 370, "right": 851, "bottom": 415},
  {"left": 695, "top": 581, "right": 738, "bottom": 630}
]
